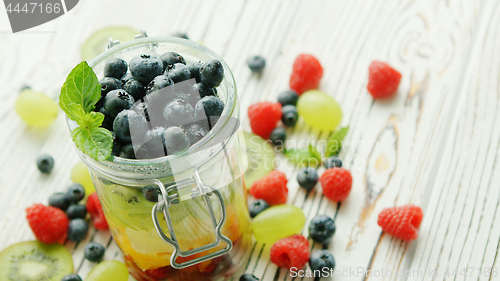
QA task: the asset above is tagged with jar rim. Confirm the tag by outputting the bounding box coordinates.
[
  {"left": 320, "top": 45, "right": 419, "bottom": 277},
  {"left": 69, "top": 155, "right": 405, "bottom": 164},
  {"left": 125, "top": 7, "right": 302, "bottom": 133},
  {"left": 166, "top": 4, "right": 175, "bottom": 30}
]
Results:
[{"left": 67, "top": 36, "right": 239, "bottom": 174}]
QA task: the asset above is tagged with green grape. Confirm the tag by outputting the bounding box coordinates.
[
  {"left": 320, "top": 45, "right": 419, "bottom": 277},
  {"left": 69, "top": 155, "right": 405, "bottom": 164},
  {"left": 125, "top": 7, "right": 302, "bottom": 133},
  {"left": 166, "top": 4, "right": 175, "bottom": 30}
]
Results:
[
  {"left": 252, "top": 205, "right": 305, "bottom": 244},
  {"left": 71, "top": 162, "right": 95, "bottom": 196},
  {"left": 86, "top": 260, "right": 129, "bottom": 281},
  {"left": 14, "top": 88, "right": 58, "bottom": 128},
  {"left": 297, "top": 90, "right": 342, "bottom": 132}
]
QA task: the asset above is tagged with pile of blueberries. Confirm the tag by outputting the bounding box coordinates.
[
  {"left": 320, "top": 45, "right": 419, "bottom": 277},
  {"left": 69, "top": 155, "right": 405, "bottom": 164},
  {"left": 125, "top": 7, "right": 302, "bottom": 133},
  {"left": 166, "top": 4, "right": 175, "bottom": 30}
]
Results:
[{"left": 95, "top": 51, "right": 226, "bottom": 159}]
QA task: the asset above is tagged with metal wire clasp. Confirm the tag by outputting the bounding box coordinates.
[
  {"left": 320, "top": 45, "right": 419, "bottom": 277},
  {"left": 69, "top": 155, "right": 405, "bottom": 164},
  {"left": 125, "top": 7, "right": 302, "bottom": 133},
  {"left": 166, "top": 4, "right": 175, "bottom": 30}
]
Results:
[
  {"left": 105, "top": 29, "right": 156, "bottom": 50},
  {"left": 151, "top": 167, "right": 233, "bottom": 269}
]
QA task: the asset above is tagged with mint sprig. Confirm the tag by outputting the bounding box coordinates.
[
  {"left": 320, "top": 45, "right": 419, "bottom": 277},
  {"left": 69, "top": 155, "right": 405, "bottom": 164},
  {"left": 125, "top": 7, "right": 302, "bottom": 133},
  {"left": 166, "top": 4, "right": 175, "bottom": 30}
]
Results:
[
  {"left": 60, "top": 61, "right": 113, "bottom": 161},
  {"left": 325, "top": 126, "right": 349, "bottom": 158}
]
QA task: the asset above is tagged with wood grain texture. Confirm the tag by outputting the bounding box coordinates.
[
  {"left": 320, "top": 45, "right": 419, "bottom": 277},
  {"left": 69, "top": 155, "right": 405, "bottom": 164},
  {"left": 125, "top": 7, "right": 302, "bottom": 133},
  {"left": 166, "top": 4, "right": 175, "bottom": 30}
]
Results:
[{"left": 0, "top": 0, "right": 499, "bottom": 280}]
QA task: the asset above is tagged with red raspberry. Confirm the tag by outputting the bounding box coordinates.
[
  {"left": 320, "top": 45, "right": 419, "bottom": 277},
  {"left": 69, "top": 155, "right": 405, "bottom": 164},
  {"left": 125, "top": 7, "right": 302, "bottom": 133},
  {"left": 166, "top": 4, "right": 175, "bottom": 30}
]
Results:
[
  {"left": 270, "top": 234, "right": 310, "bottom": 270},
  {"left": 86, "top": 193, "right": 109, "bottom": 230},
  {"left": 250, "top": 170, "right": 288, "bottom": 205},
  {"left": 320, "top": 168, "right": 352, "bottom": 202},
  {"left": 367, "top": 61, "right": 402, "bottom": 99},
  {"left": 289, "top": 54, "right": 324, "bottom": 95},
  {"left": 26, "top": 204, "right": 69, "bottom": 244},
  {"left": 248, "top": 102, "right": 282, "bottom": 139},
  {"left": 377, "top": 205, "right": 423, "bottom": 241}
]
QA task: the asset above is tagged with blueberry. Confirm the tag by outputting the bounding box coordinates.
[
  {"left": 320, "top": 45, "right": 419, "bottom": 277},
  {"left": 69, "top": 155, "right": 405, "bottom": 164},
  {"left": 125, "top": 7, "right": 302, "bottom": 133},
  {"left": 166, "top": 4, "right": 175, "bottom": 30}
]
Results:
[
  {"left": 200, "top": 59, "right": 224, "bottom": 88},
  {"left": 137, "top": 127, "right": 167, "bottom": 159},
  {"left": 122, "top": 77, "right": 146, "bottom": 101},
  {"left": 171, "top": 91, "right": 190, "bottom": 104},
  {"left": 163, "top": 126, "right": 190, "bottom": 154},
  {"left": 194, "top": 96, "right": 224, "bottom": 129},
  {"left": 99, "top": 77, "right": 122, "bottom": 97},
  {"left": 97, "top": 77, "right": 122, "bottom": 109},
  {"left": 145, "top": 127, "right": 167, "bottom": 151},
  {"left": 113, "top": 109, "right": 148, "bottom": 143},
  {"left": 67, "top": 218, "right": 89, "bottom": 242},
  {"left": 104, "top": 58, "right": 128, "bottom": 79},
  {"left": 165, "top": 63, "right": 191, "bottom": 83},
  {"left": 277, "top": 90, "right": 299, "bottom": 106},
  {"left": 324, "top": 157, "right": 342, "bottom": 169},
  {"left": 143, "top": 186, "right": 160, "bottom": 202},
  {"left": 119, "top": 143, "right": 136, "bottom": 159},
  {"left": 66, "top": 204, "right": 87, "bottom": 220},
  {"left": 308, "top": 215, "right": 336, "bottom": 244},
  {"left": 111, "top": 137, "right": 124, "bottom": 156},
  {"left": 309, "top": 250, "right": 335, "bottom": 272},
  {"left": 191, "top": 82, "right": 216, "bottom": 99},
  {"left": 134, "top": 145, "right": 152, "bottom": 160},
  {"left": 240, "top": 273, "right": 259, "bottom": 281},
  {"left": 269, "top": 127, "right": 287, "bottom": 147},
  {"left": 247, "top": 55, "right": 266, "bottom": 74},
  {"left": 36, "top": 154, "right": 54, "bottom": 174},
  {"left": 160, "top": 52, "right": 186, "bottom": 69},
  {"left": 66, "top": 183, "right": 85, "bottom": 203},
  {"left": 129, "top": 54, "right": 164, "bottom": 84},
  {"left": 181, "top": 123, "right": 207, "bottom": 145},
  {"left": 61, "top": 274, "right": 82, "bottom": 281},
  {"left": 281, "top": 105, "right": 298, "bottom": 127},
  {"left": 133, "top": 102, "right": 150, "bottom": 121},
  {"left": 171, "top": 32, "right": 189, "bottom": 39},
  {"left": 187, "top": 61, "right": 202, "bottom": 82},
  {"left": 84, "top": 242, "right": 105, "bottom": 262},
  {"left": 103, "top": 89, "right": 134, "bottom": 117},
  {"left": 297, "top": 168, "right": 318, "bottom": 191},
  {"left": 248, "top": 199, "right": 270, "bottom": 218},
  {"left": 163, "top": 98, "right": 194, "bottom": 127},
  {"left": 146, "top": 75, "right": 174, "bottom": 95},
  {"left": 121, "top": 72, "right": 134, "bottom": 83},
  {"left": 48, "top": 192, "right": 71, "bottom": 211},
  {"left": 99, "top": 107, "right": 115, "bottom": 131}
]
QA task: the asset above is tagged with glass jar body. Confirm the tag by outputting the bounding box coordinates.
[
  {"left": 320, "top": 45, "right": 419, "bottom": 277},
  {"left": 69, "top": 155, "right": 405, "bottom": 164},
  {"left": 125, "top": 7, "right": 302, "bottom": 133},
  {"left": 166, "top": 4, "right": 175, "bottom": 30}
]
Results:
[{"left": 72, "top": 37, "right": 251, "bottom": 281}]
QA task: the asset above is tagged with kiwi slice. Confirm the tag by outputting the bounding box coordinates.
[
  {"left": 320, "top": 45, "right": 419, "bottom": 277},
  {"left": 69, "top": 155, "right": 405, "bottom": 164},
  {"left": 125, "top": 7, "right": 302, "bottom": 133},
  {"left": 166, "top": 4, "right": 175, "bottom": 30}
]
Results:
[
  {"left": 81, "top": 26, "right": 138, "bottom": 61},
  {"left": 0, "top": 241, "right": 73, "bottom": 281},
  {"left": 104, "top": 185, "right": 156, "bottom": 230},
  {"left": 243, "top": 132, "right": 275, "bottom": 188}
]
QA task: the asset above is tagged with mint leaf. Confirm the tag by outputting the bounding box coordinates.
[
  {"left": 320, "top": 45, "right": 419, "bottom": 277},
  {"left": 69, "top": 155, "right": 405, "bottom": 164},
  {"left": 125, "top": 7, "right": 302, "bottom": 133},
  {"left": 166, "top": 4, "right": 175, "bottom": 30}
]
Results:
[
  {"left": 284, "top": 148, "right": 320, "bottom": 167},
  {"left": 77, "top": 111, "right": 105, "bottom": 129},
  {"left": 325, "top": 126, "right": 349, "bottom": 158},
  {"left": 60, "top": 61, "right": 100, "bottom": 121},
  {"left": 308, "top": 144, "right": 322, "bottom": 161},
  {"left": 71, "top": 126, "right": 113, "bottom": 161},
  {"left": 60, "top": 61, "right": 113, "bottom": 161}
]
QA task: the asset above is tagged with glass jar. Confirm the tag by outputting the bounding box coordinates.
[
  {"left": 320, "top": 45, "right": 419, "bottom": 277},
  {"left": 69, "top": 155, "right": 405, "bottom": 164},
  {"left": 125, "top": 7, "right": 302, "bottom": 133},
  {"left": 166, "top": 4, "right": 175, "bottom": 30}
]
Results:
[{"left": 68, "top": 37, "right": 252, "bottom": 280}]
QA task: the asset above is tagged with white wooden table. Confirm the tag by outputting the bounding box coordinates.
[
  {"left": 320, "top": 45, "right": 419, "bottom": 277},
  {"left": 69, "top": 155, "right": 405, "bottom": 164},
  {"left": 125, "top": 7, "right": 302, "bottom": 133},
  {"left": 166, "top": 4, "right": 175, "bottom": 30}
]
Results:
[{"left": 1, "top": 0, "right": 499, "bottom": 280}]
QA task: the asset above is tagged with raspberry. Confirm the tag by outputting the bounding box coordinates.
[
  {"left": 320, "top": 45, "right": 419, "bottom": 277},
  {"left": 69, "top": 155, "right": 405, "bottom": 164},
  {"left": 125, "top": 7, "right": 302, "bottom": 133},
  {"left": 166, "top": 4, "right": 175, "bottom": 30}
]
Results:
[
  {"left": 289, "top": 54, "right": 323, "bottom": 95},
  {"left": 86, "top": 193, "right": 109, "bottom": 230},
  {"left": 248, "top": 102, "right": 282, "bottom": 139},
  {"left": 367, "top": 61, "right": 402, "bottom": 99},
  {"left": 320, "top": 168, "right": 352, "bottom": 202},
  {"left": 377, "top": 205, "right": 423, "bottom": 241},
  {"left": 26, "top": 204, "right": 69, "bottom": 244},
  {"left": 270, "top": 234, "right": 310, "bottom": 270},
  {"left": 250, "top": 170, "right": 288, "bottom": 205}
]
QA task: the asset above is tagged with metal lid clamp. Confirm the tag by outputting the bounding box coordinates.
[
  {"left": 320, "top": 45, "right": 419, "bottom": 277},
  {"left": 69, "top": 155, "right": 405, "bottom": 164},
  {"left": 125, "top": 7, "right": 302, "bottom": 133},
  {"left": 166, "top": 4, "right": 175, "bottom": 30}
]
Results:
[
  {"left": 151, "top": 166, "right": 233, "bottom": 269},
  {"left": 105, "top": 29, "right": 157, "bottom": 51}
]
